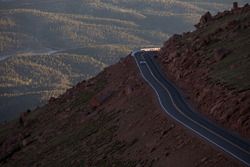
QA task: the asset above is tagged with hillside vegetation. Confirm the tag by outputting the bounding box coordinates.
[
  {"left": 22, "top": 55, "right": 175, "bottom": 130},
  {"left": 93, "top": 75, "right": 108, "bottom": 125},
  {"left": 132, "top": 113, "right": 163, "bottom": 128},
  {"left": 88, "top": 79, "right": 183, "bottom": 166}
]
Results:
[
  {"left": 0, "top": 0, "right": 243, "bottom": 121},
  {"left": 160, "top": 3, "right": 250, "bottom": 138},
  {"left": 0, "top": 3, "right": 248, "bottom": 167}
]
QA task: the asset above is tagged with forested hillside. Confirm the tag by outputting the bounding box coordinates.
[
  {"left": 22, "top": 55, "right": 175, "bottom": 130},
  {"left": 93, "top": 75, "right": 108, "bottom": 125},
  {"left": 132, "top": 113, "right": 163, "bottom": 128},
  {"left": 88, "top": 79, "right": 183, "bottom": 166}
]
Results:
[{"left": 0, "top": 0, "right": 246, "bottom": 122}]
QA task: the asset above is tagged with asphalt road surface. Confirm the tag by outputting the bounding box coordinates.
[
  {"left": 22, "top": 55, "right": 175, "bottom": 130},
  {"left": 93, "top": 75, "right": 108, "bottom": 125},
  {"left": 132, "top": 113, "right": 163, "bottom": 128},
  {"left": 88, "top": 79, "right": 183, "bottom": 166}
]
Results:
[{"left": 132, "top": 49, "right": 250, "bottom": 166}]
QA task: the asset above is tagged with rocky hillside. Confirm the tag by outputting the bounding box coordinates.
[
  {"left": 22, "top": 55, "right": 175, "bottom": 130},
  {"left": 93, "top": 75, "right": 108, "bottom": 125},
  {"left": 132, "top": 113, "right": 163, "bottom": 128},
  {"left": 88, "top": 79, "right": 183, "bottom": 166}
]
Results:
[
  {"left": 0, "top": 3, "right": 249, "bottom": 167},
  {"left": 0, "top": 56, "right": 243, "bottom": 167},
  {"left": 159, "top": 3, "right": 250, "bottom": 139},
  {"left": 0, "top": 0, "right": 245, "bottom": 123}
]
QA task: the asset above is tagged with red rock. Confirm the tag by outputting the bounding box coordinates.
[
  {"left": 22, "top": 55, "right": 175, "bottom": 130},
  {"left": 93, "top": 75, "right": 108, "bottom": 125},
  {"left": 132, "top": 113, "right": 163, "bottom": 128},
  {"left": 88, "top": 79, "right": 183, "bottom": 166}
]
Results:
[
  {"left": 201, "top": 12, "right": 212, "bottom": 23},
  {"left": 226, "top": 20, "right": 240, "bottom": 30},
  {"left": 125, "top": 86, "right": 133, "bottom": 95},
  {"left": 19, "top": 112, "right": 29, "bottom": 126},
  {"left": 90, "top": 91, "right": 113, "bottom": 109},
  {"left": 237, "top": 115, "right": 249, "bottom": 127},
  {"left": 49, "top": 97, "right": 56, "bottom": 104},
  {"left": 169, "top": 51, "right": 179, "bottom": 60},
  {"left": 90, "top": 96, "right": 101, "bottom": 109},
  {"left": 201, "top": 157, "right": 208, "bottom": 163},
  {"left": 195, "top": 12, "right": 213, "bottom": 28},
  {"left": 230, "top": 64, "right": 237, "bottom": 70},
  {"left": 214, "top": 48, "right": 231, "bottom": 61},
  {"left": 244, "top": 3, "right": 249, "bottom": 8}
]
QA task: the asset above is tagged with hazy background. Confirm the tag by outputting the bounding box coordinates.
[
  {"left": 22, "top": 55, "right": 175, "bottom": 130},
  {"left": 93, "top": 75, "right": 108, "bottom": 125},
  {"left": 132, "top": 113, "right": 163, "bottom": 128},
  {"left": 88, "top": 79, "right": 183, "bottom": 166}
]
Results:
[{"left": 0, "top": 0, "right": 248, "bottom": 122}]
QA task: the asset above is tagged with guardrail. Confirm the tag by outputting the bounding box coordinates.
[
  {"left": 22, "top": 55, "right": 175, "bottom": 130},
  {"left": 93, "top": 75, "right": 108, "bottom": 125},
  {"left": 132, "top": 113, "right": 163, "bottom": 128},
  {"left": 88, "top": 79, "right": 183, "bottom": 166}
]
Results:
[
  {"left": 131, "top": 48, "right": 160, "bottom": 56},
  {"left": 140, "top": 48, "right": 160, "bottom": 51}
]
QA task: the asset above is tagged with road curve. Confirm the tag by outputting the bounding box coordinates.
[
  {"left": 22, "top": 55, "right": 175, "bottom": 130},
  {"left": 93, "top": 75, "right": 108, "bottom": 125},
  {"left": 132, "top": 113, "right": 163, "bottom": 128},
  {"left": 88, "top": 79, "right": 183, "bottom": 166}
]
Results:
[{"left": 132, "top": 49, "right": 250, "bottom": 166}]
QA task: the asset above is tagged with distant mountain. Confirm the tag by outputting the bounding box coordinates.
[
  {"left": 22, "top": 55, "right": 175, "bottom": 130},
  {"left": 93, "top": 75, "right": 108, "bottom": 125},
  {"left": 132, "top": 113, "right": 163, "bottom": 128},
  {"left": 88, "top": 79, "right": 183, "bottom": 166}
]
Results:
[
  {"left": 0, "top": 3, "right": 249, "bottom": 166},
  {"left": 0, "top": 0, "right": 246, "bottom": 122}
]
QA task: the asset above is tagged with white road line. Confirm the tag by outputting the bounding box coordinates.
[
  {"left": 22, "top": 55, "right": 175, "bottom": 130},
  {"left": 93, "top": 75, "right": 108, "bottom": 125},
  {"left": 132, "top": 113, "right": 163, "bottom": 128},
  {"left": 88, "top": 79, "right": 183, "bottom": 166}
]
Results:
[
  {"left": 132, "top": 50, "right": 250, "bottom": 166},
  {"left": 142, "top": 54, "right": 249, "bottom": 154}
]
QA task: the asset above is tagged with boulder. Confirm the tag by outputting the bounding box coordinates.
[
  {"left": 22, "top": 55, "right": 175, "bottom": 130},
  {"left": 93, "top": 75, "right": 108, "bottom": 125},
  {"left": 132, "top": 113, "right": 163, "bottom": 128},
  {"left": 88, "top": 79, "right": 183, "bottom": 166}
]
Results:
[
  {"left": 214, "top": 48, "right": 231, "bottom": 61},
  {"left": 195, "top": 12, "right": 212, "bottom": 28},
  {"left": 90, "top": 96, "right": 101, "bottom": 109},
  {"left": 244, "top": 3, "right": 249, "bottom": 8},
  {"left": 90, "top": 91, "right": 113, "bottom": 109},
  {"left": 237, "top": 115, "right": 249, "bottom": 127},
  {"left": 226, "top": 20, "right": 240, "bottom": 30},
  {"left": 49, "top": 97, "right": 56, "bottom": 104},
  {"left": 233, "top": 2, "right": 238, "bottom": 10},
  {"left": 19, "top": 112, "right": 29, "bottom": 127},
  {"left": 125, "top": 86, "right": 133, "bottom": 95},
  {"left": 201, "top": 12, "right": 212, "bottom": 24}
]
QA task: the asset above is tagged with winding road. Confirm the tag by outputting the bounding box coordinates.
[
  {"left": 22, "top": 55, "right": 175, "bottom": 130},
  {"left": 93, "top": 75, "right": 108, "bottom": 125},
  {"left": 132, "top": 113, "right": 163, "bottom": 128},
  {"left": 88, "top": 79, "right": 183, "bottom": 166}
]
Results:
[{"left": 132, "top": 49, "right": 250, "bottom": 166}]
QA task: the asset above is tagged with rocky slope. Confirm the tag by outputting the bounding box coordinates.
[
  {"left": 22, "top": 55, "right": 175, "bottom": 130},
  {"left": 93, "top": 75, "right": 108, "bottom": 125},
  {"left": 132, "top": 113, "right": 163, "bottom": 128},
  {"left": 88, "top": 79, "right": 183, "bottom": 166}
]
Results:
[
  {"left": 159, "top": 3, "right": 250, "bottom": 139},
  {"left": 1, "top": 0, "right": 248, "bottom": 123},
  {"left": 0, "top": 56, "right": 243, "bottom": 167},
  {"left": 0, "top": 3, "right": 249, "bottom": 167}
]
